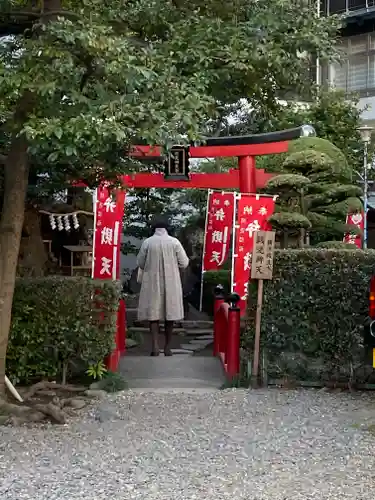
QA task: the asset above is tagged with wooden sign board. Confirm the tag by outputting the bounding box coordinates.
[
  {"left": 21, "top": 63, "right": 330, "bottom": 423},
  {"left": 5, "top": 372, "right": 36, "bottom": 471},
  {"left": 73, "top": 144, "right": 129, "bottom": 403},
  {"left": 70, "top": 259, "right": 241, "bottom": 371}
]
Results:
[
  {"left": 251, "top": 230, "right": 276, "bottom": 280},
  {"left": 164, "top": 145, "right": 190, "bottom": 181}
]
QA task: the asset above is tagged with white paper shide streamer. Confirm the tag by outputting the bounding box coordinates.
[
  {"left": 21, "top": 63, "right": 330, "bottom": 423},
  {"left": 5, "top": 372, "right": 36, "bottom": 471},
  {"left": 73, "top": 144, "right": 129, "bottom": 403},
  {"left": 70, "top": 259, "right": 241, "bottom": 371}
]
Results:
[
  {"left": 49, "top": 214, "right": 56, "bottom": 230},
  {"left": 63, "top": 215, "right": 71, "bottom": 231},
  {"left": 57, "top": 215, "right": 64, "bottom": 231},
  {"left": 72, "top": 213, "right": 79, "bottom": 229},
  {"left": 48, "top": 212, "right": 81, "bottom": 231}
]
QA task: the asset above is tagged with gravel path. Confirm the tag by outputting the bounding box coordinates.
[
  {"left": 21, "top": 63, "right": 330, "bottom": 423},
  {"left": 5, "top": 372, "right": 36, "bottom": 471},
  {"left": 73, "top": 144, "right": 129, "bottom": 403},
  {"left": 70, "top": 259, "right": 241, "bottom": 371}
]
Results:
[{"left": 1, "top": 388, "right": 375, "bottom": 499}]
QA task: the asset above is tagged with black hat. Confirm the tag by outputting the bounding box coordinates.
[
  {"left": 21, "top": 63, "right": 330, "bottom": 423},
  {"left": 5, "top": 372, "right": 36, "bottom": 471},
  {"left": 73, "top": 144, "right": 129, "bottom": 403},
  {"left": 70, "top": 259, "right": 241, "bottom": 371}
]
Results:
[{"left": 150, "top": 215, "right": 170, "bottom": 230}]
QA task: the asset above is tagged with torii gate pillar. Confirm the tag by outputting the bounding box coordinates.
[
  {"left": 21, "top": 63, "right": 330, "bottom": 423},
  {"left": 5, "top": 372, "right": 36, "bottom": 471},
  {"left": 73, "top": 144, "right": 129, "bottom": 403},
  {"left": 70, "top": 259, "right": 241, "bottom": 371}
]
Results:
[{"left": 238, "top": 155, "right": 256, "bottom": 193}]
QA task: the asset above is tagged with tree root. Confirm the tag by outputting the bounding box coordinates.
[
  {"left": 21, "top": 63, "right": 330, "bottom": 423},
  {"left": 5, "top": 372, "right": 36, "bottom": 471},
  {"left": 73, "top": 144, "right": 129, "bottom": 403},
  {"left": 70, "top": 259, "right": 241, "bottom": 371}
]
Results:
[
  {"left": 0, "top": 380, "right": 89, "bottom": 425},
  {"left": 33, "top": 402, "right": 66, "bottom": 424},
  {"left": 23, "top": 381, "right": 86, "bottom": 401},
  {"left": 0, "top": 400, "right": 45, "bottom": 425},
  {"left": 0, "top": 398, "right": 67, "bottom": 425}
]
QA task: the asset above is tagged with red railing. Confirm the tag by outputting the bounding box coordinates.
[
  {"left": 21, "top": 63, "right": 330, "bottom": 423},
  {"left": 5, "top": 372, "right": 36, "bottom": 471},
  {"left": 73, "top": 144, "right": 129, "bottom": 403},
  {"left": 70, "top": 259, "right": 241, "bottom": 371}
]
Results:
[
  {"left": 105, "top": 298, "right": 127, "bottom": 371},
  {"left": 213, "top": 285, "right": 241, "bottom": 379}
]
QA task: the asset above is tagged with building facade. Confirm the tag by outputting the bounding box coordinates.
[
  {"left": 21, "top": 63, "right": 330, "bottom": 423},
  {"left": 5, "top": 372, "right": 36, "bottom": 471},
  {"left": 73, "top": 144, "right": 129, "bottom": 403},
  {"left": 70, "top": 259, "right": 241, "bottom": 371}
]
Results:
[{"left": 322, "top": 0, "right": 375, "bottom": 124}]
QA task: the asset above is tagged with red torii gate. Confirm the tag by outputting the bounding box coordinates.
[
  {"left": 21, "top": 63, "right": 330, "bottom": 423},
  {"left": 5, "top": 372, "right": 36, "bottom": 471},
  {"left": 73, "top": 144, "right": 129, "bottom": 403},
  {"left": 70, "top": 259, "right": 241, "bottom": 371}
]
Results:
[
  {"left": 120, "top": 124, "right": 315, "bottom": 193},
  {"left": 95, "top": 124, "right": 316, "bottom": 371}
]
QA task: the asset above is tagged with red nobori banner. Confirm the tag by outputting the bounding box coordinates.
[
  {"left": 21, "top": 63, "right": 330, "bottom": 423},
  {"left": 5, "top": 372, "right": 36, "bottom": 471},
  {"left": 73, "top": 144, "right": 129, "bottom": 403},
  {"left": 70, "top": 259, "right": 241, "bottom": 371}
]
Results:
[
  {"left": 343, "top": 211, "right": 364, "bottom": 249},
  {"left": 203, "top": 190, "right": 236, "bottom": 271},
  {"left": 232, "top": 194, "right": 276, "bottom": 312},
  {"left": 92, "top": 185, "right": 125, "bottom": 280}
]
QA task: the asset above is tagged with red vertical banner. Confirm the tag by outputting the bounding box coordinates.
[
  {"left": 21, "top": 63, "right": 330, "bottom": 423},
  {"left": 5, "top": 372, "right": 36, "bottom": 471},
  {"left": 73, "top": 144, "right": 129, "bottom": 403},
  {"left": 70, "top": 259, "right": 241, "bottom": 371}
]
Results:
[
  {"left": 92, "top": 185, "right": 125, "bottom": 280},
  {"left": 92, "top": 184, "right": 126, "bottom": 372},
  {"left": 232, "top": 194, "right": 276, "bottom": 313},
  {"left": 203, "top": 190, "right": 235, "bottom": 271},
  {"left": 343, "top": 212, "right": 364, "bottom": 249}
]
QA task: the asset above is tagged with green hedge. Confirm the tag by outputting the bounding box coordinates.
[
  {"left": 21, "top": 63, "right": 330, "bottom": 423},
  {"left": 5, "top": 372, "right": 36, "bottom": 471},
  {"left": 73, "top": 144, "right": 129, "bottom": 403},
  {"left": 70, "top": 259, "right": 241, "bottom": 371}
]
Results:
[
  {"left": 7, "top": 277, "right": 121, "bottom": 384},
  {"left": 202, "top": 270, "right": 231, "bottom": 315},
  {"left": 245, "top": 249, "right": 375, "bottom": 385}
]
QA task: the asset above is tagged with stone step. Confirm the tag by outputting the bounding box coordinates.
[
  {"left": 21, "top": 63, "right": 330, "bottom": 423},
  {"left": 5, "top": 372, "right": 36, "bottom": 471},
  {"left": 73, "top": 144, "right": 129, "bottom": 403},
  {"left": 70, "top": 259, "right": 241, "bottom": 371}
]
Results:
[
  {"left": 180, "top": 343, "right": 205, "bottom": 352},
  {"left": 128, "top": 319, "right": 213, "bottom": 327},
  {"left": 127, "top": 326, "right": 213, "bottom": 335},
  {"left": 189, "top": 334, "right": 214, "bottom": 341},
  {"left": 170, "top": 348, "right": 194, "bottom": 355},
  {"left": 124, "top": 295, "right": 139, "bottom": 308},
  {"left": 128, "top": 326, "right": 186, "bottom": 334},
  {"left": 119, "top": 356, "right": 225, "bottom": 389},
  {"left": 182, "top": 329, "right": 214, "bottom": 337},
  {"left": 189, "top": 339, "right": 213, "bottom": 346},
  {"left": 187, "top": 341, "right": 213, "bottom": 350},
  {"left": 181, "top": 320, "right": 214, "bottom": 328},
  {"left": 125, "top": 338, "right": 139, "bottom": 348}
]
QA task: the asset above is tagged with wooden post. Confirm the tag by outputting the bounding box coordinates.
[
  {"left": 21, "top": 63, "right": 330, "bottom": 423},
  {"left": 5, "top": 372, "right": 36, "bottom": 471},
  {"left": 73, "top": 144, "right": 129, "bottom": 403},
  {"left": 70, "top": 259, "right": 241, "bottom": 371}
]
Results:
[
  {"left": 252, "top": 279, "right": 263, "bottom": 387},
  {"left": 260, "top": 348, "right": 268, "bottom": 387},
  {"left": 250, "top": 230, "right": 275, "bottom": 388}
]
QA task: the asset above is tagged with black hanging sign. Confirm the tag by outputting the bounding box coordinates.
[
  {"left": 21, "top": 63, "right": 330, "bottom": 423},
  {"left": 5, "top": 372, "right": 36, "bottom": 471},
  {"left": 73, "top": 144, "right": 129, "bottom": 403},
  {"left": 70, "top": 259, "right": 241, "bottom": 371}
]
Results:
[{"left": 164, "top": 145, "right": 190, "bottom": 181}]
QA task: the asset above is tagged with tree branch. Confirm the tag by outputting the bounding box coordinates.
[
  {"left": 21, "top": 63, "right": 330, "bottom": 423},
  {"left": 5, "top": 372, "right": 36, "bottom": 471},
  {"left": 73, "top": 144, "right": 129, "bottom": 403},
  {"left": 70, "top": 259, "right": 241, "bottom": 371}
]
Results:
[
  {"left": 0, "top": 9, "right": 80, "bottom": 20},
  {"left": 0, "top": 8, "right": 79, "bottom": 36}
]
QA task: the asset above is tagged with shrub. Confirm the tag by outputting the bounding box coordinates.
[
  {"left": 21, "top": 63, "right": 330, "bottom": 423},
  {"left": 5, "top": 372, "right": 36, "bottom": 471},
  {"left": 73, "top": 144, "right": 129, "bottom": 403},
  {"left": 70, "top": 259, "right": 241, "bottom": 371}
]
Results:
[
  {"left": 314, "top": 241, "right": 358, "bottom": 249},
  {"left": 244, "top": 249, "right": 375, "bottom": 385},
  {"left": 7, "top": 277, "right": 121, "bottom": 385},
  {"left": 93, "top": 371, "right": 128, "bottom": 393},
  {"left": 202, "top": 270, "right": 230, "bottom": 315}
]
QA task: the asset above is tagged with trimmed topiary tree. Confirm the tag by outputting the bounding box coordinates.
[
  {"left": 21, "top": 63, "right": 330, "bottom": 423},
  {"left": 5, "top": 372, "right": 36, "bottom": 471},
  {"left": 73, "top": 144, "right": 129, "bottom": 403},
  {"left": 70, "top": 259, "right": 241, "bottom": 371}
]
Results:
[{"left": 266, "top": 137, "right": 362, "bottom": 247}]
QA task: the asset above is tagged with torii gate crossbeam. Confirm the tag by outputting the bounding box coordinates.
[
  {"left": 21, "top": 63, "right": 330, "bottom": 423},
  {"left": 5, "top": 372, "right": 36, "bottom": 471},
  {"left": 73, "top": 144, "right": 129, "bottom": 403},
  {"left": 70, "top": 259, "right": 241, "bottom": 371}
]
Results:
[{"left": 123, "top": 125, "right": 315, "bottom": 192}]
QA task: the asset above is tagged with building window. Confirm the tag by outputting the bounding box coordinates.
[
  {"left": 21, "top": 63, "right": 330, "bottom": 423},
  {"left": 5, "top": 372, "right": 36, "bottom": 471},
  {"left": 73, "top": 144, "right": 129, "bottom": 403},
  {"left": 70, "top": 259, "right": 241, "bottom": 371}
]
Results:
[
  {"left": 322, "top": 0, "right": 375, "bottom": 15},
  {"left": 330, "top": 34, "right": 375, "bottom": 94}
]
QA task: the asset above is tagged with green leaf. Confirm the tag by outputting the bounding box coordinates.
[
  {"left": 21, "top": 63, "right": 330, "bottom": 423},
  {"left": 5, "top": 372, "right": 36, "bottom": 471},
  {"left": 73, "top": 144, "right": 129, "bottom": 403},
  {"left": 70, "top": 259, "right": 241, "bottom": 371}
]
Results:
[
  {"left": 54, "top": 128, "right": 63, "bottom": 140},
  {"left": 65, "top": 146, "right": 76, "bottom": 157}
]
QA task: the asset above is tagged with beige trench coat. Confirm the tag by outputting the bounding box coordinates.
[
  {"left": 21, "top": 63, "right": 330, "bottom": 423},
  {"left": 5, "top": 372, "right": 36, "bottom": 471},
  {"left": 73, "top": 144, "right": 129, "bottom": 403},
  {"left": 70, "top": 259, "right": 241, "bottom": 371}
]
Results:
[{"left": 137, "top": 229, "right": 189, "bottom": 321}]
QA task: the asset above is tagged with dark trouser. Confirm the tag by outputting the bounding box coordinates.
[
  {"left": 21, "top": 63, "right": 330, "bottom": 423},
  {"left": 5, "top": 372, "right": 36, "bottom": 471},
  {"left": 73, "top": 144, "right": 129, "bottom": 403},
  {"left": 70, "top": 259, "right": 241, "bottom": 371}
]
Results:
[{"left": 149, "top": 320, "right": 173, "bottom": 356}]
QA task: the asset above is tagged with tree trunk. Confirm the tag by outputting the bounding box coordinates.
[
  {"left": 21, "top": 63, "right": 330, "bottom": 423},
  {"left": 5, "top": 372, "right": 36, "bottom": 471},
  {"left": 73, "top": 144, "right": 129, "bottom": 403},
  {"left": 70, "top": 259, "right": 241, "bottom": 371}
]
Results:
[
  {"left": 0, "top": 135, "right": 30, "bottom": 395},
  {"left": 0, "top": 0, "right": 61, "bottom": 398},
  {"left": 299, "top": 229, "right": 305, "bottom": 248},
  {"left": 282, "top": 231, "right": 288, "bottom": 249},
  {"left": 18, "top": 207, "right": 48, "bottom": 277},
  {"left": 299, "top": 188, "right": 306, "bottom": 248}
]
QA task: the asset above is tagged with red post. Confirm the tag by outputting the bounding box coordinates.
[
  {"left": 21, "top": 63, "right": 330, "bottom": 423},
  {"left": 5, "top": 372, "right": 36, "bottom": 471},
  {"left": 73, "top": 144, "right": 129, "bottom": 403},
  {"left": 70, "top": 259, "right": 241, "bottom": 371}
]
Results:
[
  {"left": 219, "top": 304, "right": 229, "bottom": 363},
  {"left": 213, "top": 285, "right": 225, "bottom": 356},
  {"left": 105, "top": 299, "right": 125, "bottom": 372},
  {"left": 226, "top": 293, "right": 241, "bottom": 378},
  {"left": 117, "top": 299, "right": 126, "bottom": 355},
  {"left": 238, "top": 155, "right": 256, "bottom": 193}
]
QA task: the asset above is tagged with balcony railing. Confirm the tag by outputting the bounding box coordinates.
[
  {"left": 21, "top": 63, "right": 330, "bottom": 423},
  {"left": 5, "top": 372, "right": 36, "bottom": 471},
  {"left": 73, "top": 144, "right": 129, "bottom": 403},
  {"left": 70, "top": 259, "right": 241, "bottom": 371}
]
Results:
[{"left": 324, "top": 0, "right": 375, "bottom": 15}]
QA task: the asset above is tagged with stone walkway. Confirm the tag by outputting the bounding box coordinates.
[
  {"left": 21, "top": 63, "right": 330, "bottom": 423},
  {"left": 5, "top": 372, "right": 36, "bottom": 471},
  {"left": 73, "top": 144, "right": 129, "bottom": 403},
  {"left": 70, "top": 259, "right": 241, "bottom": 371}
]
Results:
[
  {"left": 2, "top": 388, "right": 375, "bottom": 499},
  {"left": 125, "top": 295, "right": 215, "bottom": 357},
  {"left": 119, "top": 355, "right": 225, "bottom": 390}
]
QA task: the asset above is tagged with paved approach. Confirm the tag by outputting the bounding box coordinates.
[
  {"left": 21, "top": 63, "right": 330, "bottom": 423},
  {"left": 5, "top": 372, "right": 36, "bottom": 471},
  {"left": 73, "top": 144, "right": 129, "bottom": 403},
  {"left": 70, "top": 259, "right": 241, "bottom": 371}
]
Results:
[
  {"left": 1, "top": 388, "right": 375, "bottom": 500},
  {"left": 119, "top": 355, "right": 226, "bottom": 390}
]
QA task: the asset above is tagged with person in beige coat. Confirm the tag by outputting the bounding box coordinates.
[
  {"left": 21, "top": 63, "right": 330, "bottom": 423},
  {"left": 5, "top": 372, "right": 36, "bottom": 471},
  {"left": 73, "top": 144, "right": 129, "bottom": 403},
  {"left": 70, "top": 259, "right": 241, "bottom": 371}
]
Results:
[{"left": 137, "top": 216, "right": 189, "bottom": 356}]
